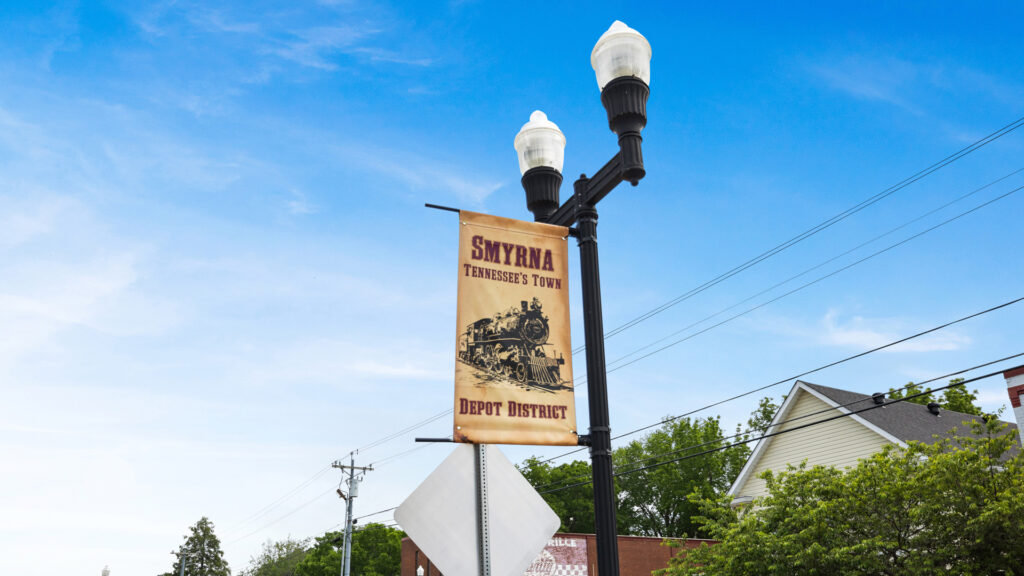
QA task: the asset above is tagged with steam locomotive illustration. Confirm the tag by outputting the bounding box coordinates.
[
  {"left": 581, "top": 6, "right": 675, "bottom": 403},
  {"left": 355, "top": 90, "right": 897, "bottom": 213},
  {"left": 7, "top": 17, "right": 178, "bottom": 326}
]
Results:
[{"left": 458, "top": 298, "right": 566, "bottom": 387}]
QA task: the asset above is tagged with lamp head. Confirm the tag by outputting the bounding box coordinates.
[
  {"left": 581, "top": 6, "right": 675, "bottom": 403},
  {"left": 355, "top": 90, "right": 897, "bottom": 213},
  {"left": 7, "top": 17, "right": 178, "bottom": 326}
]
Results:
[
  {"left": 590, "top": 20, "right": 651, "bottom": 91},
  {"left": 592, "top": 21, "right": 651, "bottom": 185},
  {"left": 514, "top": 110, "right": 565, "bottom": 176},
  {"left": 514, "top": 110, "right": 565, "bottom": 221}
]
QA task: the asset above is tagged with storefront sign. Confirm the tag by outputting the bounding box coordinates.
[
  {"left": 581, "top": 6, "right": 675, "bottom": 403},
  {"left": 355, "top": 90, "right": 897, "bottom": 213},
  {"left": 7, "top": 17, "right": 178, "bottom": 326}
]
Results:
[{"left": 525, "top": 537, "right": 589, "bottom": 576}]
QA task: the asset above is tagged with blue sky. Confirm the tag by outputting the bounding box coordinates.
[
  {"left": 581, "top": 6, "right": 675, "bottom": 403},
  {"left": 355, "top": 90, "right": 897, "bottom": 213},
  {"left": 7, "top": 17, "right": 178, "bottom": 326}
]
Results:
[{"left": 2, "top": 2, "right": 1023, "bottom": 574}]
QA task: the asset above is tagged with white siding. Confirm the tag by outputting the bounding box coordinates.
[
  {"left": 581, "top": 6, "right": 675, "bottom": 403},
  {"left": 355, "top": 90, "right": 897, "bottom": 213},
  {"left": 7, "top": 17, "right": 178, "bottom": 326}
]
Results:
[{"left": 732, "top": 389, "right": 892, "bottom": 501}]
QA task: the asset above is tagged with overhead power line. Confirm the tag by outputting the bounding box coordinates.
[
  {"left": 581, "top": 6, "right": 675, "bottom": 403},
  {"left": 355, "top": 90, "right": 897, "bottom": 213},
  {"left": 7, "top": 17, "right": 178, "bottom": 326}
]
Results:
[
  {"left": 538, "top": 295, "right": 1024, "bottom": 465},
  {"left": 309, "top": 355, "right": 1023, "bottom": 517},
  {"left": 346, "top": 167, "right": 1024, "bottom": 471},
  {"left": 356, "top": 409, "right": 453, "bottom": 453},
  {"left": 355, "top": 507, "right": 397, "bottom": 521},
  {"left": 370, "top": 442, "right": 438, "bottom": 468},
  {"left": 235, "top": 343, "right": 1021, "bottom": 544},
  {"left": 224, "top": 120, "right": 1024, "bottom": 544},
  {"left": 316, "top": 116, "right": 1024, "bottom": 490},
  {"left": 530, "top": 351, "right": 1024, "bottom": 492},
  {"left": 594, "top": 167, "right": 1023, "bottom": 377},
  {"left": 345, "top": 120, "right": 1024, "bottom": 466},
  {"left": 540, "top": 366, "right": 1016, "bottom": 495},
  {"left": 228, "top": 488, "right": 337, "bottom": 543},
  {"left": 223, "top": 419, "right": 446, "bottom": 541},
  {"left": 586, "top": 180, "right": 1024, "bottom": 381},
  {"left": 575, "top": 114, "right": 1024, "bottom": 355},
  {"left": 223, "top": 464, "right": 333, "bottom": 535}
]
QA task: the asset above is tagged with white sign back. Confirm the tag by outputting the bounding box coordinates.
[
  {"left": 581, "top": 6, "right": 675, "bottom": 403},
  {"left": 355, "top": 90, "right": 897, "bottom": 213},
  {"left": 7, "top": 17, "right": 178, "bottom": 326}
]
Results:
[{"left": 395, "top": 444, "right": 560, "bottom": 576}]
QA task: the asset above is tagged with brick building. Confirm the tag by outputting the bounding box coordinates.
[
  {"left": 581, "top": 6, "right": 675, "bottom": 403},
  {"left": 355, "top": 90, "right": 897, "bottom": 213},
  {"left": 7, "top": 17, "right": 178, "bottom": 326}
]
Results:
[
  {"left": 1006, "top": 366, "right": 1024, "bottom": 431},
  {"left": 401, "top": 533, "right": 714, "bottom": 576}
]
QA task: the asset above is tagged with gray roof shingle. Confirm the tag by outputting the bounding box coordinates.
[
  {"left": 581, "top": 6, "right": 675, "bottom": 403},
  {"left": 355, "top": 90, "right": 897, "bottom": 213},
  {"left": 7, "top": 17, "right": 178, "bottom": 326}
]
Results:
[{"left": 799, "top": 381, "right": 1019, "bottom": 452}]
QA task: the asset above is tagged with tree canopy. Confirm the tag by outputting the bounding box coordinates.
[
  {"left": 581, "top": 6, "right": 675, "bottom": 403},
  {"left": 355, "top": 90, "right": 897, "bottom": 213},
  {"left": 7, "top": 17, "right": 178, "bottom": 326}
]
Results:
[
  {"left": 518, "top": 457, "right": 595, "bottom": 533},
  {"left": 521, "top": 398, "right": 777, "bottom": 539},
  {"left": 663, "top": 419, "right": 1023, "bottom": 575},
  {"left": 613, "top": 414, "right": 751, "bottom": 538},
  {"left": 241, "top": 537, "right": 308, "bottom": 576},
  {"left": 294, "top": 524, "right": 404, "bottom": 576},
  {"left": 163, "top": 517, "right": 231, "bottom": 576},
  {"left": 888, "top": 377, "right": 983, "bottom": 415}
]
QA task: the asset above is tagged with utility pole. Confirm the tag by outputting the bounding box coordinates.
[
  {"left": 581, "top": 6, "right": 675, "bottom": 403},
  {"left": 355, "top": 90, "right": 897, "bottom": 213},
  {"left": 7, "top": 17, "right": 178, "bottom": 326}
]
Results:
[{"left": 333, "top": 454, "right": 373, "bottom": 576}]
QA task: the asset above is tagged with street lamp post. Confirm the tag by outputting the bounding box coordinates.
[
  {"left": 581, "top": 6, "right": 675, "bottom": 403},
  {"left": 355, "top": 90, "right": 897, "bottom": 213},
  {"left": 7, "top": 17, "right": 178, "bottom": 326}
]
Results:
[{"left": 514, "top": 21, "right": 651, "bottom": 576}]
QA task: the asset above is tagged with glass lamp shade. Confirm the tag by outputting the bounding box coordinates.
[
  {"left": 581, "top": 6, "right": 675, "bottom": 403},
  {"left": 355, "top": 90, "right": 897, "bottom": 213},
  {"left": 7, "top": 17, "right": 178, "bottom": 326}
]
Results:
[
  {"left": 590, "top": 21, "right": 652, "bottom": 91},
  {"left": 513, "top": 110, "right": 566, "bottom": 176}
]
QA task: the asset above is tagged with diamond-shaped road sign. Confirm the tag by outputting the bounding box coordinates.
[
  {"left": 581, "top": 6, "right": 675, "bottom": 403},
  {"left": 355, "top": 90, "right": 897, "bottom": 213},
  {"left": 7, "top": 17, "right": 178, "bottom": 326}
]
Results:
[{"left": 395, "top": 444, "right": 560, "bottom": 576}]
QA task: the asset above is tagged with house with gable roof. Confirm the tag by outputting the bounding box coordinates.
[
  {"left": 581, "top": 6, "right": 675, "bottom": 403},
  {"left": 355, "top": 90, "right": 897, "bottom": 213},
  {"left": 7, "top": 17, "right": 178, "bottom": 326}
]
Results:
[{"left": 727, "top": 378, "right": 1021, "bottom": 507}]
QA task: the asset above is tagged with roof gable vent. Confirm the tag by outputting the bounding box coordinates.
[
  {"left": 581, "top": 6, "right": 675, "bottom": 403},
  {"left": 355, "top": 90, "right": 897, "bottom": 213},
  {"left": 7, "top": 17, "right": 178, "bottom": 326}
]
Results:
[{"left": 927, "top": 402, "right": 941, "bottom": 415}]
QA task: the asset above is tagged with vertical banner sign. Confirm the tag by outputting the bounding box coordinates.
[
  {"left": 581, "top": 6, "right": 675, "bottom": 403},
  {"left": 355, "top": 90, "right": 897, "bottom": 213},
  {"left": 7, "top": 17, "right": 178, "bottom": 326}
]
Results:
[{"left": 454, "top": 211, "right": 576, "bottom": 446}]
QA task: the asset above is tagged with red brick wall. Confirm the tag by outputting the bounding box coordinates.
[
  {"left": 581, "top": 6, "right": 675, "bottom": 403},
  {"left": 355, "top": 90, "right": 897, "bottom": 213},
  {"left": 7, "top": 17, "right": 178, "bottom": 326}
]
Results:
[
  {"left": 401, "top": 533, "right": 715, "bottom": 576},
  {"left": 1008, "top": 383, "right": 1024, "bottom": 408}
]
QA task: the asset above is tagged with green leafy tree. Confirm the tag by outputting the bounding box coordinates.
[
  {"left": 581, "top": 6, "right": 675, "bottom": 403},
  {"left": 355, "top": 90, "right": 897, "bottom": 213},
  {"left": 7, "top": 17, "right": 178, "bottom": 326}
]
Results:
[
  {"left": 295, "top": 524, "right": 404, "bottom": 576},
  {"left": 518, "top": 458, "right": 594, "bottom": 533},
  {"left": 349, "top": 523, "right": 404, "bottom": 576},
  {"left": 163, "top": 517, "right": 231, "bottom": 576},
  {"left": 888, "top": 378, "right": 982, "bottom": 415},
  {"left": 241, "top": 537, "right": 308, "bottom": 576},
  {"left": 937, "top": 378, "right": 983, "bottom": 415},
  {"left": 747, "top": 396, "right": 779, "bottom": 433},
  {"left": 293, "top": 531, "right": 342, "bottom": 576},
  {"left": 521, "top": 399, "right": 775, "bottom": 538},
  {"left": 613, "top": 415, "right": 750, "bottom": 538},
  {"left": 664, "top": 419, "right": 1023, "bottom": 575},
  {"left": 887, "top": 381, "right": 935, "bottom": 405}
]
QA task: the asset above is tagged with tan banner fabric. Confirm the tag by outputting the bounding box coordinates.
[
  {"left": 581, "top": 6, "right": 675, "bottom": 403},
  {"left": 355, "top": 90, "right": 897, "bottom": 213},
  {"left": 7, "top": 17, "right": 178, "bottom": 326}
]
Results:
[{"left": 453, "top": 211, "right": 577, "bottom": 446}]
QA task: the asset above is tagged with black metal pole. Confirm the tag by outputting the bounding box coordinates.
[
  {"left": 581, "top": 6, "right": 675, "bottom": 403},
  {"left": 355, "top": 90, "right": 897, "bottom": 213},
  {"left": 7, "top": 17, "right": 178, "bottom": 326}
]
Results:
[
  {"left": 521, "top": 74, "right": 647, "bottom": 576},
  {"left": 573, "top": 179, "right": 619, "bottom": 576}
]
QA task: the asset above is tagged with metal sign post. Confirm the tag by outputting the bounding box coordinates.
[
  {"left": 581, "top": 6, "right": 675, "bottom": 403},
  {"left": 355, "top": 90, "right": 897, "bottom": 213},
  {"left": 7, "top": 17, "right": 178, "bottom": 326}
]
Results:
[{"left": 476, "top": 444, "right": 491, "bottom": 576}]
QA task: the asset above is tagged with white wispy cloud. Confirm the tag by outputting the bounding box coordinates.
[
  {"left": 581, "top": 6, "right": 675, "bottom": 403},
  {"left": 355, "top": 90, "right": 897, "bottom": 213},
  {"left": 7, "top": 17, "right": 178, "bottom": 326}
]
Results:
[
  {"left": 99, "top": 136, "right": 246, "bottom": 189},
  {"left": 0, "top": 100, "right": 245, "bottom": 194},
  {"left": 0, "top": 195, "right": 75, "bottom": 248},
  {"left": 36, "top": 3, "right": 81, "bottom": 71},
  {"left": 0, "top": 104, "right": 229, "bottom": 371},
  {"left": 129, "top": 3, "right": 427, "bottom": 78},
  {"left": 268, "top": 25, "right": 380, "bottom": 70},
  {"left": 132, "top": 0, "right": 178, "bottom": 37},
  {"left": 818, "top": 309, "right": 970, "bottom": 352},
  {"left": 339, "top": 142, "right": 504, "bottom": 204},
  {"left": 236, "top": 337, "right": 450, "bottom": 384},
  {"left": 349, "top": 46, "right": 433, "bottom": 67},
  {"left": 286, "top": 189, "right": 317, "bottom": 214},
  {"left": 186, "top": 7, "right": 262, "bottom": 35},
  {"left": 808, "top": 54, "right": 1024, "bottom": 121},
  {"left": 750, "top": 308, "right": 971, "bottom": 354},
  {"left": 809, "top": 55, "right": 924, "bottom": 114},
  {"left": 0, "top": 199, "right": 185, "bottom": 374}
]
